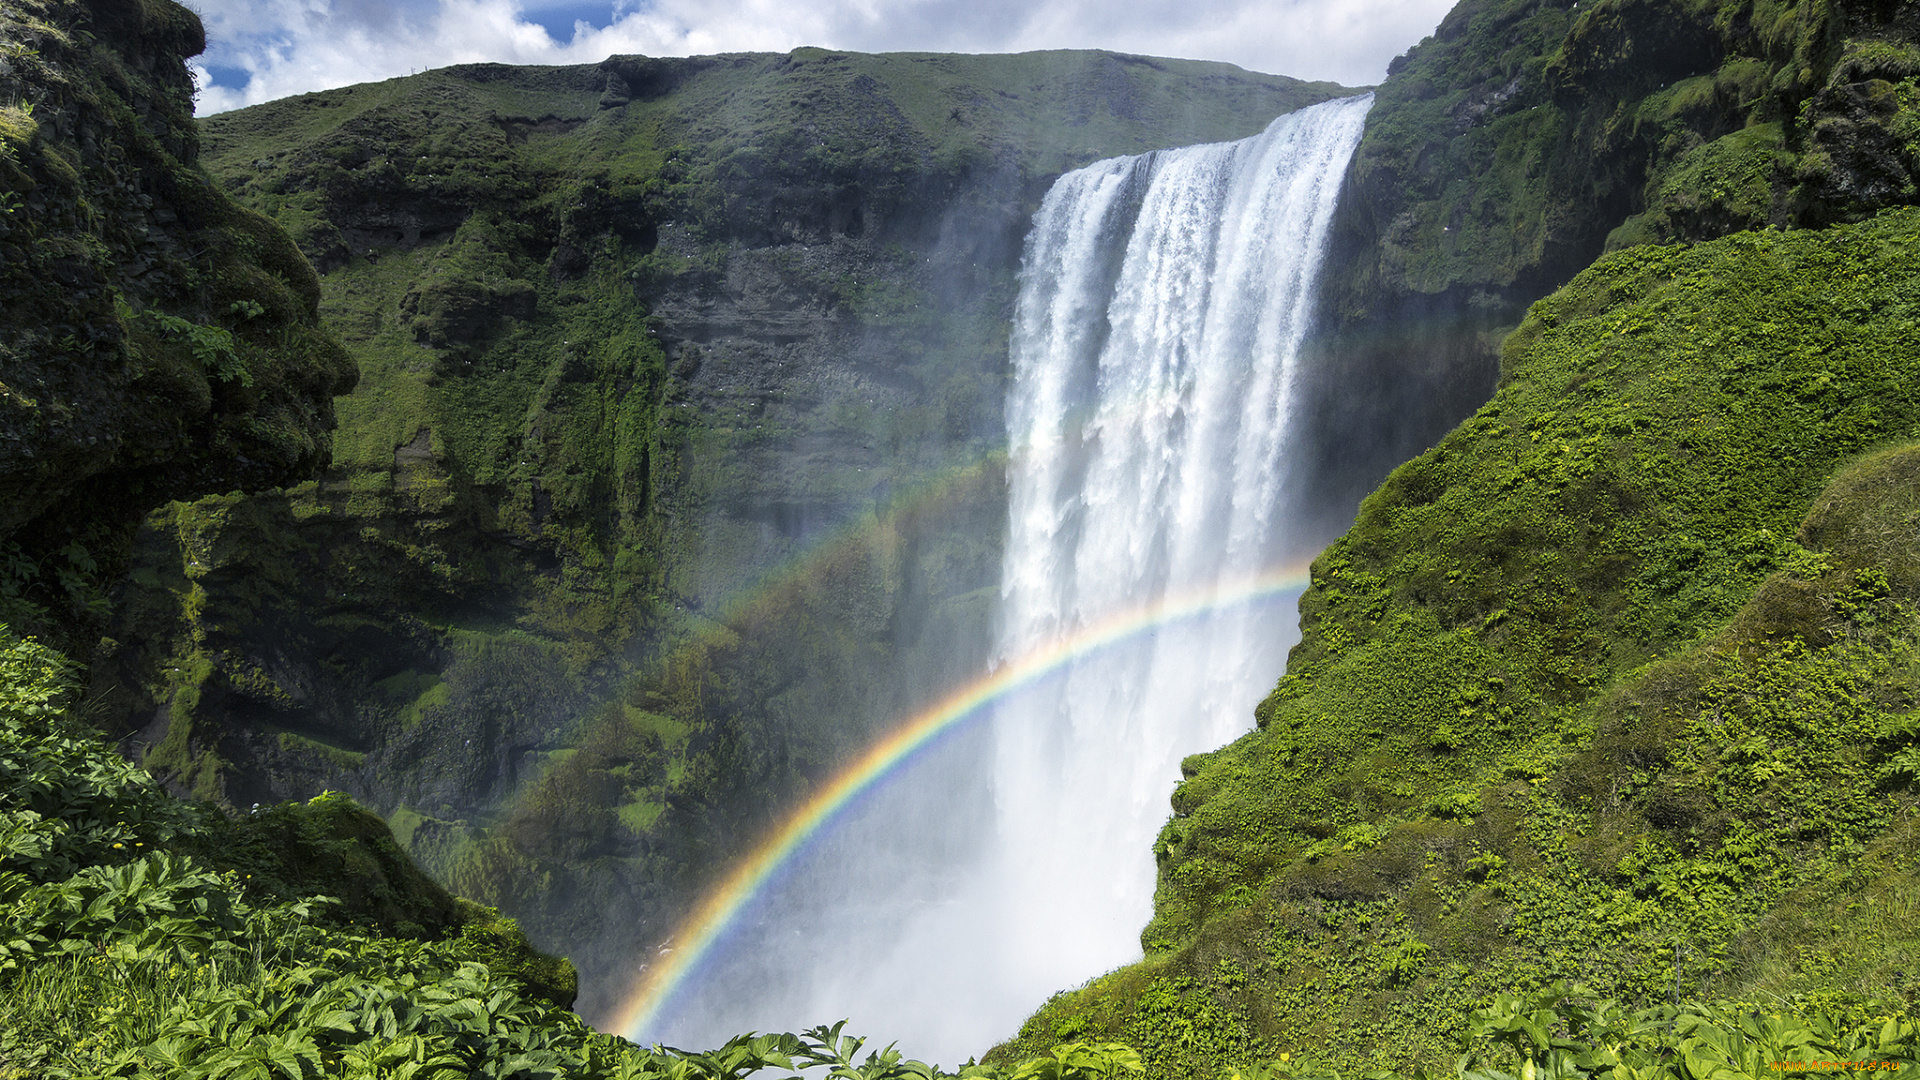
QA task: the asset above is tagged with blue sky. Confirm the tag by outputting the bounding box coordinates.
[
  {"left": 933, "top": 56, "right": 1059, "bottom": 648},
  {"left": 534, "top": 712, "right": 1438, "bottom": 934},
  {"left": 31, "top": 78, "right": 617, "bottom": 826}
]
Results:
[{"left": 182, "top": 0, "right": 1457, "bottom": 113}]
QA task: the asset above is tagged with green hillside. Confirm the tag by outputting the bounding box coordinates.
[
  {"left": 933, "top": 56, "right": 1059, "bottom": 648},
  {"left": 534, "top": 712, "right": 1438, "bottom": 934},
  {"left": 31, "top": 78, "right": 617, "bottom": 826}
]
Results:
[{"left": 999, "top": 205, "right": 1920, "bottom": 1078}]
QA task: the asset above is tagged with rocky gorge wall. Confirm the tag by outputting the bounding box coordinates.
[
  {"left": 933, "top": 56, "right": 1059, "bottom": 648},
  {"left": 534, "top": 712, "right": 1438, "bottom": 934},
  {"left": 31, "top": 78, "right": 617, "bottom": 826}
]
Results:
[{"left": 1293, "top": 0, "right": 1920, "bottom": 540}]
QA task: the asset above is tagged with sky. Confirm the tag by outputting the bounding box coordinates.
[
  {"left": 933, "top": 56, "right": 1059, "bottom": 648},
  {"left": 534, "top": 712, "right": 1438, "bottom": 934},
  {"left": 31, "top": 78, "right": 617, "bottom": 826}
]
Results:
[{"left": 181, "top": 0, "right": 1459, "bottom": 114}]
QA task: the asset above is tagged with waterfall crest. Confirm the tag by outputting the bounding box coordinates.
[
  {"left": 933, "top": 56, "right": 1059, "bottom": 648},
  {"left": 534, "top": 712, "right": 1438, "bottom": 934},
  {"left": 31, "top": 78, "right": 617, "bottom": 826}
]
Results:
[{"left": 648, "top": 92, "right": 1372, "bottom": 1063}]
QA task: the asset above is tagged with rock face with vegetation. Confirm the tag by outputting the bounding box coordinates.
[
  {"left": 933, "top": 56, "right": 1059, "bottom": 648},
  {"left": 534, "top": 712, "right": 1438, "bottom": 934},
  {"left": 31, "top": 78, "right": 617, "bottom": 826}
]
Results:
[
  {"left": 0, "top": 0, "right": 610, "bottom": 1072},
  {"left": 1295, "top": 0, "right": 1920, "bottom": 535},
  {"left": 114, "top": 52, "right": 1350, "bottom": 1015},
  {"left": 0, "top": 0, "right": 352, "bottom": 641}
]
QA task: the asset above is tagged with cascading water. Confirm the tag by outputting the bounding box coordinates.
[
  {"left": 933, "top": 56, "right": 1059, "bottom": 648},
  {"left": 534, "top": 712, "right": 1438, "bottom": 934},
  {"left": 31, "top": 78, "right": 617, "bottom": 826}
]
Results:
[{"left": 646, "top": 92, "right": 1372, "bottom": 1063}]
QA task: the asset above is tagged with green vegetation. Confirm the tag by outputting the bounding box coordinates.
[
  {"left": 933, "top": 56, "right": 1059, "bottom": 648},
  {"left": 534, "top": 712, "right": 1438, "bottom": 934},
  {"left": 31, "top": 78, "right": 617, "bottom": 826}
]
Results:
[
  {"left": 1217, "top": 987, "right": 1918, "bottom": 1078},
  {"left": 1329, "top": 0, "right": 1920, "bottom": 320},
  {"left": 1296, "top": 0, "right": 1920, "bottom": 527},
  {"left": 4, "top": 599, "right": 1917, "bottom": 1076},
  {"left": 0, "top": 620, "right": 1222, "bottom": 1078},
  {"left": 1001, "top": 207, "right": 1920, "bottom": 1075}
]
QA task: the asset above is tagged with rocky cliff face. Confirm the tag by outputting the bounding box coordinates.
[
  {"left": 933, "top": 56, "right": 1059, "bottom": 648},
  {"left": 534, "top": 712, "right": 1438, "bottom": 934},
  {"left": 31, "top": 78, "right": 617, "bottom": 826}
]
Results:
[
  {"left": 0, "top": 0, "right": 353, "bottom": 643},
  {"left": 1293, "top": 0, "right": 1920, "bottom": 539},
  {"left": 120, "top": 52, "right": 1352, "bottom": 1014}
]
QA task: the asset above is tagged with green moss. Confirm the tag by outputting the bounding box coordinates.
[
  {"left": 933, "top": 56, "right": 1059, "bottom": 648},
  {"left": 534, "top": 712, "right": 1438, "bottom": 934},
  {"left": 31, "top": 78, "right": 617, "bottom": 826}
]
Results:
[
  {"left": 0, "top": 104, "right": 37, "bottom": 148},
  {"left": 375, "top": 671, "right": 451, "bottom": 730},
  {"left": 448, "top": 898, "right": 580, "bottom": 1009},
  {"left": 615, "top": 797, "right": 665, "bottom": 834},
  {"left": 1612, "top": 122, "right": 1789, "bottom": 247},
  {"left": 208, "top": 789, "right": 463, "bottom": 939},
  {"left": 385, "top": 804, "right": 427, "bottom": 850},
  {"left": 275, "top": 730, "right": 367, "bottom": 769}
]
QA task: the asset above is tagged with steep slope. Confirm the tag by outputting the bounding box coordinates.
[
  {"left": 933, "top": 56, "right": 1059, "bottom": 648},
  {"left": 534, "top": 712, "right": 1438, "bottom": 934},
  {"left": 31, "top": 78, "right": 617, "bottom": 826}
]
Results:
[
  {"left": 0, "top": 0, "right": 353, "bottom": 644},
  {"left": 1003, "top": 207, "right": 1920, "bottom": 1076},
  {"left": 1294, "top": 0, "right": 1920, "bottom": 538},
  {"left": 127, "top": 53, "right": 1353, "bottom": 1016}
]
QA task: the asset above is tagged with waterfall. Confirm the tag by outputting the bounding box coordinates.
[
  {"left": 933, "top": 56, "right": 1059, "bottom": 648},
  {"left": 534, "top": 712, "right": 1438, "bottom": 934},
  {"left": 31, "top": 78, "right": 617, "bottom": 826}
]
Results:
[
  {"left": 979, "top": 88, "right": 1373, "bottom": 1041},
  {"left": 647, "top": 92, "right": 1372, "bottom": 1063}
]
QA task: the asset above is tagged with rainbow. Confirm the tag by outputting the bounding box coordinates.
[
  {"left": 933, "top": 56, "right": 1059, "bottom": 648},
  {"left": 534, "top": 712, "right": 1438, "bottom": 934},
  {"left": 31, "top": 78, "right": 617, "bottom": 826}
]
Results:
[{"left": 605, "top": 560, "right": 1317, "bottom": 1041}]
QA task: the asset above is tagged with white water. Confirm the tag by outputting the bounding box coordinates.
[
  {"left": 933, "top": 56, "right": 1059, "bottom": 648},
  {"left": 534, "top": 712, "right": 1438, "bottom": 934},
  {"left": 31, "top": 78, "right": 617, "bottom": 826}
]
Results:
[{"left": 651, "top": 93, "right": 1372, "bottom": 1063}]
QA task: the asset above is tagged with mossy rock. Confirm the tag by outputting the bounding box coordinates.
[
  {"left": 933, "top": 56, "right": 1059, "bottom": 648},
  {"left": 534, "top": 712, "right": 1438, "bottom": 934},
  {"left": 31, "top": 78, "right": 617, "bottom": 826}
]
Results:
[
  {"left": 1295, "top": 0, "right": 1920, "bottom": 530},
  {"left": 0, "top": 0, "right": 354, "bottom": 649},
  {"left": 202, "top": 790, "right": 464, "bottom": 939}
]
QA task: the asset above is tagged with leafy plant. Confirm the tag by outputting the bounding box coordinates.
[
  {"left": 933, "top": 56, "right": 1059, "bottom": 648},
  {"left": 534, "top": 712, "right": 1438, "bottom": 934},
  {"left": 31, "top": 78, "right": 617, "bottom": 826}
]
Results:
[{"left": 149, "top": 312, "right": 253, "bottom": 387}]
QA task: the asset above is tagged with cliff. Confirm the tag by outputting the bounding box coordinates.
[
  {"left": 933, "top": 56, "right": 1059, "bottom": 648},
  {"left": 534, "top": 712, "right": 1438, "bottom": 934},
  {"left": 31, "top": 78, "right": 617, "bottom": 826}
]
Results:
[
  {"left": 0, "top": 0, "right": 352, "bottom": 645},
  {"left": 0, "top": 0, "right": 602, "bottom": 1070},
  {"left": 1294, "top": 0, "right": 1920, "bottom": 538},
  {"left": 122, "top": 51, "right": 1353, "bottom": 1016}
]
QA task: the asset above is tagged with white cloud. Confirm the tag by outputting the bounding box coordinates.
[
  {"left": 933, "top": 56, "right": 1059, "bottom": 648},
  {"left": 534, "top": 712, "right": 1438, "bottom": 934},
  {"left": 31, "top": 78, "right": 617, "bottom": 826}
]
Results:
[{"left": 183, "top": 0, "right": 1456, "bottom": 114}]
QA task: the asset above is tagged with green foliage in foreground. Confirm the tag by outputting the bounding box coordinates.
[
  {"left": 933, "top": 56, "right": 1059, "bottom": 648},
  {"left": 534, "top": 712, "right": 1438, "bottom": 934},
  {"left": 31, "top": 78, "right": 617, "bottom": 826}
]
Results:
[
  {"left": 2, "top": 605, "right": 1912, "bottom": 1080},
  {"left": 1229, "top": 984, "right": 1918, "bottom": 1079},
  {"left": 0, "top": 619, "right": 1162, "bottom": 1078}
]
